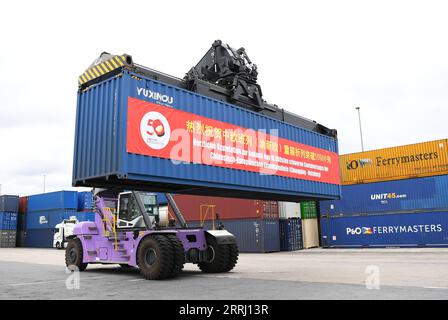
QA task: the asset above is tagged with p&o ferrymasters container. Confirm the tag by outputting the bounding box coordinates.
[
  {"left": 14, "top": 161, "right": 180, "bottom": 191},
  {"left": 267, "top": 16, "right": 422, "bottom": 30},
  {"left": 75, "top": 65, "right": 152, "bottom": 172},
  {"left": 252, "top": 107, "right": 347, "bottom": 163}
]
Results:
[
  {"left": 321, "top": 211, "right": 448, "bottom": 248},
  {"left": 73, "top": 70, "right": 340, "bottom": 202},
  {"left": 340, "top": 139, "right": 448, "bottom": 185}
]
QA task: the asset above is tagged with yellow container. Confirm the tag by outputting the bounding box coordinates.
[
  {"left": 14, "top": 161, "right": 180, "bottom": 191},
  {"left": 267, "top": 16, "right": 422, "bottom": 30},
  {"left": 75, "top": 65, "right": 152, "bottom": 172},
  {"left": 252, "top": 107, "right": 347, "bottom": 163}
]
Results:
[{"left": 340, "top": 139, "right": 448, "bottom": 185}]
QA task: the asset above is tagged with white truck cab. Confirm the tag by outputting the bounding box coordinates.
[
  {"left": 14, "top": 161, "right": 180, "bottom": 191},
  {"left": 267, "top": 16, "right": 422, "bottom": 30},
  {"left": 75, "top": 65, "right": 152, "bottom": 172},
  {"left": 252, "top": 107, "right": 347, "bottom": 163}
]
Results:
[{"left": 53, "top": 218, "right": 78, "bottom": 249}]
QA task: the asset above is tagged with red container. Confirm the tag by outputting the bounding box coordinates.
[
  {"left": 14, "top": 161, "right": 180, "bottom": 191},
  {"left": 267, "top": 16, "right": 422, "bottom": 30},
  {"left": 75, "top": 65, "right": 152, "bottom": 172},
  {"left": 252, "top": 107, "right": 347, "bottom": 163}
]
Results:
[
  {"left": 167, "top": 195, "right": 278, "bottom": 222},
  {"left": 18, "top": 197, "right": 28, "bottom": 214}
]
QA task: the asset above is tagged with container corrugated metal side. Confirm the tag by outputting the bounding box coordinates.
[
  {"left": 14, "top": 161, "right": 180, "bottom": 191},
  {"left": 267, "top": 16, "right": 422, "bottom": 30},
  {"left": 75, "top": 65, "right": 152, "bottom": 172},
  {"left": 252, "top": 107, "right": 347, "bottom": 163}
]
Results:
[
  {"left": 77, "top": 191, "right": 93, "bottom": 211},
  {"left": 27, "top": 191, "right": 78, "bottom": 212},
  {"left": 168, "top": 194, "right": 279, "bottom": 221},
  {"left": 0, "top": 212, "right": 18, "bottom": 230},
  {"left": 341, "top": 139, "right": 448, "bottom": 185},
  {"left": 320, "top": 175, "right": 448, "bottom": 217},
  {"left": 279, "top": 218, "right": 303, "bottom": 251},
  {"left": 0, "top": 195, "right": 19, "bottom": 212},
  {"left": 188, "top": 218, "right": 280, "bottom": 253},
  {"left": 320, "top": 211, "right": 448, "bottom": 248},
  {"left": 73, "top": 71, "right": 340, "bottom": 202},
  {"left": 24, "top": 228, "right": 54, "bottom": 248},
  {"left": 26, "top": 210, "right": 76, "bottom": 229}
]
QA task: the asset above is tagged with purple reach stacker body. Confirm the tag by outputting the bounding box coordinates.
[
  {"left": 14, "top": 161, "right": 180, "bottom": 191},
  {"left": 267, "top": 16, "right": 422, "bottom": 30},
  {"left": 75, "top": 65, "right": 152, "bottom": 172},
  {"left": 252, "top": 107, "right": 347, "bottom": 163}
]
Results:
[{"left": 66, "top": 190, "right": 238, "bottom": 280}]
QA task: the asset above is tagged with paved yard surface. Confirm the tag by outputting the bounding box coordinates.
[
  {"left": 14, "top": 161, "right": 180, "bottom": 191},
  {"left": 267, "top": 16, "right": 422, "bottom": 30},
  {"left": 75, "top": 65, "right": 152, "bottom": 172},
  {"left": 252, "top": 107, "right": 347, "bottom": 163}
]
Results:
[{"left": 0, "top": 248, "right": 447, "bottom": 299}]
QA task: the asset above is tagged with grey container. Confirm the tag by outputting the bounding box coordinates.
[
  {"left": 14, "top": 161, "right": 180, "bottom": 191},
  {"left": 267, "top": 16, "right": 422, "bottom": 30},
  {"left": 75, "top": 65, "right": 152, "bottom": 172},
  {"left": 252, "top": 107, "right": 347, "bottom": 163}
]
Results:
[
  {"left": 188, "top": 218, "right": 280, "bottom": 253},
  {"left": 0, "top": 195, "right": 19, "bottom": 213},
  {"left": 0, "top": 230, "right": 16, "bottom": 248}
]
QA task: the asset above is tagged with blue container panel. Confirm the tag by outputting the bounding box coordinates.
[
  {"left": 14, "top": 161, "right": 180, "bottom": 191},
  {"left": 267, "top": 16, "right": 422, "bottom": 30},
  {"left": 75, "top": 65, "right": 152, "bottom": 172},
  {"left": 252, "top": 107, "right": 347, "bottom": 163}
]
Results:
[
  {"left": 321, "top": 211, "right": 448, "bottom": 248},
  {"left": 188, "top": 219, "right": 280, "bottom": 253},
  {"left": 77, "top": 191, "right": 94, "bottom": 211},
  {"left": 73, "top": 72, "right": 340, "bottom": 201},
  {"left": 0, "top": 195, "right": 19, "bottom": 212},
  {"left": 27, "top": 191, "right": 78, "bottom": 212},
  {"left": 25, "top": 228, "right": 54, "bottom": 248},
  {"left": 320, "top": 175, "right": 448, "bottom": 216},
  {"left": 279, "top": 218, "right": 303, "bottom": 251},
  {"left": 26, "top": 210, "right": 76, "bottom": 230},
  {"left": 156, "top": 193, "right": 168, "bottom": 205},
  {"left": 0, "top": 212, "right": 18, "bottom": 230}
]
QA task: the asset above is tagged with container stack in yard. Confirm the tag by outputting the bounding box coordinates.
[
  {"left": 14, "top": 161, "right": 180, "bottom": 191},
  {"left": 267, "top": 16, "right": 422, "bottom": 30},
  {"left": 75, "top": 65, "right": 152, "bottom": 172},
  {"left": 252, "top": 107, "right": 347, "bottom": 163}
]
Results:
[
  {"left": 25, "top": 191, "right": 78, "bottom": 248},
  {"left": 74, "top": 191, "right": 95, "bottom": 222},
  {"left": 167, "top": 194, "right": 280, "bottom": 253},
  {"left": 0, "top": 195, "right": 19, "bottom": 247},
  {"left": 320, "top": 139, "right": 448, "bottom": 248},
  {"left": 278, "top": 202, "right": 303, "bottom": 251}
]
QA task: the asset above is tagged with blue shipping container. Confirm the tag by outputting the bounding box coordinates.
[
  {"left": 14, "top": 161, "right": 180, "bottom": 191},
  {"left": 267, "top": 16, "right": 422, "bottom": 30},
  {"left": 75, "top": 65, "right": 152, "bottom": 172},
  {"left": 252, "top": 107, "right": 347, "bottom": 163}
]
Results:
[
  {"left": 320, "top": 175, "right": 448, "bottom": 217},
  {"left": 27, "top": 191, "right": 78, "bottom": 212},
  {"left": 77, "top": 191, "right": 94, "bottom": 211},
  {"left": 73, "top": 71, "right": 340, "bottom": 202},
  {"left": 0, "top": 195, "right": 19, "bottom": 212},
  {"left": 26, "top": 209, "right": 76, "bottom": 230},
  {"left": 24, "top": 228, "right": 54, "bottom": 248},
  {"left": 0, "top": 212, "right": 18, "bottom": 230},
  {"left": 279, "top": 218, "right": 303, "bottom": 251},
  {"left": 321, "top": 211, "right": 448, "bottom": 248},
  {"left": 188, "top": 219, "right": 280, "bottom": 253},
  {"left": 63, "top": 211, "right": 95, "bottom": 222}
]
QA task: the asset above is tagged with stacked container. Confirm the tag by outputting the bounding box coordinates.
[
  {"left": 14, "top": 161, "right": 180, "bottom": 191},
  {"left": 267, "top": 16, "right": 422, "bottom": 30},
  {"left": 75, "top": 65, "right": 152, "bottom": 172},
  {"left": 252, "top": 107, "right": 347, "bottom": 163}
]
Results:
[
  {"left": 278, "top": 202, "right": 303, "bottom": 251},
  {"left": 279, "top": 218, "right": 303, "bottom": 251},
  {"left": 168, "top": 194, "right": 280, "bottom": 253},
  {"left": 320, "top": 139, "right": 448, "bottom": 248},
  {"left": 0, "top": 195, "right": 19, "bottom": 247},
  {"left": 25, "top": 191, "right": 78, "bottom": 248}
]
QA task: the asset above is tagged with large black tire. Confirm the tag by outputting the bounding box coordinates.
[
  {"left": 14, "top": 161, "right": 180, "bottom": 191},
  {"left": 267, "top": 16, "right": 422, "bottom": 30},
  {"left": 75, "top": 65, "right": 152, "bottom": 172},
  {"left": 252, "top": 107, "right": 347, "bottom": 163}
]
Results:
[
  {"left": 224, "top": 243, "right": 239, "bottom": 272},
  {"left": 65, "top": 238, "right": 88, "bottom": 271},
  {"left": 198, "top": 237, "right": 231, "bottom": 273},
  {"left": 166, "top": 234, "right": 185, "bottom": 277},
  {"left": 137, "top": 235, "right": 175, "bottom": 280}
]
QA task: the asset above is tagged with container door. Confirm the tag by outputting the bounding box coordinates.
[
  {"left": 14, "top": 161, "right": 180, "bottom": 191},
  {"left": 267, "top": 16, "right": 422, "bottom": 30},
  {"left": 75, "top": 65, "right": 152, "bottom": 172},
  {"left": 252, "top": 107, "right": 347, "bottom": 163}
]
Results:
[{"left": 302, "top": 218, "right": 320, "bottom": 249}]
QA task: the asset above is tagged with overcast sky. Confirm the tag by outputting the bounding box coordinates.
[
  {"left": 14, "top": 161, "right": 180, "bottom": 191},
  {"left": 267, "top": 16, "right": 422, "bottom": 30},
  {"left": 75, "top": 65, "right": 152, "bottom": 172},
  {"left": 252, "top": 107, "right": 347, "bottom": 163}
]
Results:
[{"left": 0, "top": 0, "right": 447, "bottom": 196}]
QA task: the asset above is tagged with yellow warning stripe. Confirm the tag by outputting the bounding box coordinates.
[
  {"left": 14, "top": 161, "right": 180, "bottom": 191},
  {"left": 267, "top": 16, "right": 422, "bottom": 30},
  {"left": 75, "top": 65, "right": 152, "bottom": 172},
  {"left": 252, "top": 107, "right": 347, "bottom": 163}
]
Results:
[
  {"left": 109, "top": 58, "right": 119, "bottom": 68},
  {"left": 100, "top": 62, "right": 109, "bottom": 72},
  {"left": 92, "top": 67, "right": 100, "bottom": 77},
  {"left": 79, "top": 55, "right": 129, "bottom": 86},
  {"left": 105, "top": 60, "right": 114, "bottom": 70},
  {"left": 114, "top": 56, "right": 124, "bottom": 66}
]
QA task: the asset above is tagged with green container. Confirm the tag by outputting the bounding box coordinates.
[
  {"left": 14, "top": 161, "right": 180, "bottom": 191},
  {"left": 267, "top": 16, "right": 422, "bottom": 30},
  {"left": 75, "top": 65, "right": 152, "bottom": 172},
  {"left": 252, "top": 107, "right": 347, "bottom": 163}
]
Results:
[{"left": 300, "top": 201, "right": 317, "bottom": 219}]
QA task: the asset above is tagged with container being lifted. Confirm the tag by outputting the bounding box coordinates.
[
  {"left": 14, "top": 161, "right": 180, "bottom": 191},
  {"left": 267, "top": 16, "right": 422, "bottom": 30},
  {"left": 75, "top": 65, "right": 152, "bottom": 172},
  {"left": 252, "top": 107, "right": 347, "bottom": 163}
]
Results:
[{"left": 73, "top": 40, "right": 341, "bottom": 201}]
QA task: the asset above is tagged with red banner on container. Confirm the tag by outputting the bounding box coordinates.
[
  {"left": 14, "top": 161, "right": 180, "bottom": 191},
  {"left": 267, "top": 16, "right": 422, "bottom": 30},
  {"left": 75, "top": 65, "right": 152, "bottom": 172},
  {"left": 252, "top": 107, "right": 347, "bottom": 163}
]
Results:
[{"left": 126, "top": 97, "right": 340, "bottom": 185}]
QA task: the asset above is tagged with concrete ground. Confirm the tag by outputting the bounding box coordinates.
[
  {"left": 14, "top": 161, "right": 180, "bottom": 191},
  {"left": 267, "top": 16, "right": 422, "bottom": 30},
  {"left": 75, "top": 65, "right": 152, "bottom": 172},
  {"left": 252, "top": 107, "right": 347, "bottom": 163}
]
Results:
[{"left": 0, "top": 247, "right": 447, "bottom": 299}]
